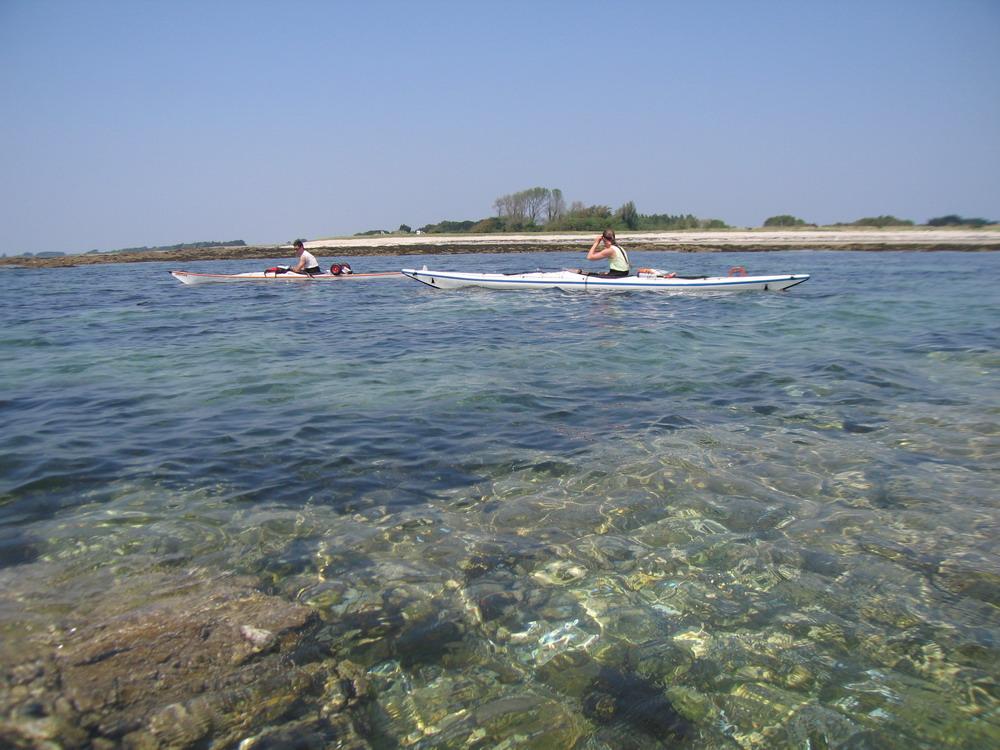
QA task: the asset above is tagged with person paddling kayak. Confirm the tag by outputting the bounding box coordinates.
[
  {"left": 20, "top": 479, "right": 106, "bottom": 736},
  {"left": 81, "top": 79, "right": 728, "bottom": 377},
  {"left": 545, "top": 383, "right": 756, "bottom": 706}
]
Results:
[
  {"left": 585, "top": 229, "right": 630, "bottom": 277},
  {"left": 290, "top": 239, "right": 323, "bottom": 276}
]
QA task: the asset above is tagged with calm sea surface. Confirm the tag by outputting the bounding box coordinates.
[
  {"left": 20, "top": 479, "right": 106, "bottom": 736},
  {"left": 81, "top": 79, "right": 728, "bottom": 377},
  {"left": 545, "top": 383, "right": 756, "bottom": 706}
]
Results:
[{"left": 1, "top": 250, "right": 998, "bottom": 748}]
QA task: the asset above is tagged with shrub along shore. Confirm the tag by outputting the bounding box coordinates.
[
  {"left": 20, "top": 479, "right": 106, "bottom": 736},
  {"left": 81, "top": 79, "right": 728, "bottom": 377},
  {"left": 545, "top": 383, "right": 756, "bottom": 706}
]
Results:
[{"left": 4, "top": 228, "right": 999, "bottom": 269}]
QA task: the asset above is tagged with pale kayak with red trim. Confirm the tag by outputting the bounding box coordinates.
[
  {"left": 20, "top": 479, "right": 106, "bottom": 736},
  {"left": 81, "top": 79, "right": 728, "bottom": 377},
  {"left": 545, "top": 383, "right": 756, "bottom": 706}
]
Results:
[
  {"left": 170, "top": 270, "right": 403, "bottom": 285},
  {"left": 400, "top": 266, "right": 809, "bottom": 292}
]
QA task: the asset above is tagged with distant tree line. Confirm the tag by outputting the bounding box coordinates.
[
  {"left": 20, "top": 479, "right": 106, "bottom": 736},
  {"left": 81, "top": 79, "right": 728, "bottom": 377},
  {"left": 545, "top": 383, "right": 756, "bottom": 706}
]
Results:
[
  {"left": 8, "top": 240, "right": 248, "bottom": 258},
  {"left": 764, "top": 214, "right": 995, "bottom": 228},
  {"left": 763, "top": 215, "right": 813, "bottom": 227},
  {"left": 843, "top": 216, "right": 915, "bottom": 227},
  {"left": 355, "top": 190, "right": 997, "bottom": 236},
  {"left": 764, "top": 215, "right": 918, "bottom": 228},
  {"left": 85, "top": 240, "right": 247, "bottom": 255},
  {"left": 356, "top": 186, "right": 729, "bottom": 236},
  {"left": 927, "top": 214, "right": 993, "bottom": 228}
]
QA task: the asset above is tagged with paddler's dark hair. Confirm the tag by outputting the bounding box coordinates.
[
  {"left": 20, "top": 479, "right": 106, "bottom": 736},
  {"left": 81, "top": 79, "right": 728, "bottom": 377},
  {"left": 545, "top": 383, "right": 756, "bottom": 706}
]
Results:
[{"left": 293, "top": 239, "right": 304, "bottom": 248}]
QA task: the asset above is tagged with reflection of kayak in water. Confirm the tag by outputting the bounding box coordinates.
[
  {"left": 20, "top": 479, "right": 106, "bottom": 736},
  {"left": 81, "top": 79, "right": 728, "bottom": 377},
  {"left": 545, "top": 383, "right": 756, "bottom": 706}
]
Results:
[
  {"left": 169, "top": 269, "right": 403, "bottom": 285},
  {"left": 401, "top": 266, "right": 810, "bottom": 292}
]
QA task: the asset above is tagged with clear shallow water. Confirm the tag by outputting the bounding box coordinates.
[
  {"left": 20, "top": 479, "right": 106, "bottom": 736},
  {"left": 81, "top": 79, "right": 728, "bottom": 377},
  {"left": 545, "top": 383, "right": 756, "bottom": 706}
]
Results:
[{"left": 1, "top": 250, "right": 998, "bottom": 747}]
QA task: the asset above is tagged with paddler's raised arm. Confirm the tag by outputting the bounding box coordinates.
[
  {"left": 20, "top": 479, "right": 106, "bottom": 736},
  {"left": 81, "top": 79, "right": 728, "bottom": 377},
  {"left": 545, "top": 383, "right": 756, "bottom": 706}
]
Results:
[{"left": 587, "top": 234, "right": 611, "bottom": 261}]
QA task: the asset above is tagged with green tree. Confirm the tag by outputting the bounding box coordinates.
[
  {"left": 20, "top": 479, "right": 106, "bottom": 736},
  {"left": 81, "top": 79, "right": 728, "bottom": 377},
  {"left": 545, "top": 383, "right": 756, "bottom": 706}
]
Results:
[
  {"left": 398, "top": 224, "right": 412, "bottom": 233},
  {"left": 470, "top": 217, "right": 504, "bottom": 233},
  {"left": 927, "top": 214, "right": 992, "bottom": 227},
  {"left": 494, "top": 187, "right": 555, "bottom": 226},
  {"left": 545, "top": 203, "right": 616, "bottom": 231},
  {"left": 419, "top": 220, "right": 477, "bottom": 233},
  {"left": 763, "top": 215, "right": 808, "bottom": 227},
  {"left": 851, "top": 216, "right": 913, "bottom": 227},
  {"left": 546, "top": 188, "right": 566, "bottom": 223},
  {"left": 638, "top": 213, "right": 702, "bottom": 230},
  {"left": 618, "top": 201, "right": 639, "bottom": 230},
  {"left": 928, "top": 214, "right": 963, "bottom": 226},
  {"left": 521, "top": 187, "right": 550, "bottom": 224}
]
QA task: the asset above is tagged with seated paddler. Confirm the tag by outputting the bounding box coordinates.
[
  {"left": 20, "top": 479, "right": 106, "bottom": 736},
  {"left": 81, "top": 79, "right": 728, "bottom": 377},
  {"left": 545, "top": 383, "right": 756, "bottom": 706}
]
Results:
[
  {"left": 290, "top": 239, "right": 323, "bottom": 276},
  {"left": 585, "top": 229, "right": 630, "bottom": 277}
]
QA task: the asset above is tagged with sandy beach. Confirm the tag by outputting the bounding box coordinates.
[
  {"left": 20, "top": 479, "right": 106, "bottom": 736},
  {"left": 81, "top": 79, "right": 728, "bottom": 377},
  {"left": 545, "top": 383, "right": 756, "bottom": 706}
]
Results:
[
  {"left": 3, "top": 227, "right": 998, "bottom": 268},
  {"left": 303, "top": 227, "right": 1000, "bottom": 251}
]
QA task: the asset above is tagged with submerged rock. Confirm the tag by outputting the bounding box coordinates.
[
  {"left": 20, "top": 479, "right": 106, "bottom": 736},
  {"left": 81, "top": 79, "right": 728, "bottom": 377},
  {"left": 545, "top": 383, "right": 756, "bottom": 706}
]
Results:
[
  {"left": 582, "top": 665, "right": 691, "bottom": 742},
  {"left": 0, "top": 572, "right": 375, "bottom": 750}
]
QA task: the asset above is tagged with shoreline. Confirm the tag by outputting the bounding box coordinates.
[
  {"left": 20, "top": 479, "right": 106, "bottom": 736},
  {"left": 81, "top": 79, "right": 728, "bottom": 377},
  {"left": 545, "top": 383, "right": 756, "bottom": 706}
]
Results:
[{"left": 4, "top": 228, "right": 999, "bottom": 268}]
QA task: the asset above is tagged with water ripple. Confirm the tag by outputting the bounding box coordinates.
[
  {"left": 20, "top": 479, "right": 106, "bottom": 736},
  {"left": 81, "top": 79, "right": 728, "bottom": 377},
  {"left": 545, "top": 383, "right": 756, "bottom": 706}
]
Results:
[{"left": 1, "top": 251, "right": 998, "bottom": 748}]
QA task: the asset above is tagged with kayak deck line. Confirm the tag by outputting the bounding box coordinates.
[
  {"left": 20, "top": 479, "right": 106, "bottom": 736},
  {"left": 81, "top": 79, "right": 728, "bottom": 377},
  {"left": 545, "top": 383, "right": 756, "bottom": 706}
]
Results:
[{"left": 400, "top": 267, "right": 810, "bottom": 292}]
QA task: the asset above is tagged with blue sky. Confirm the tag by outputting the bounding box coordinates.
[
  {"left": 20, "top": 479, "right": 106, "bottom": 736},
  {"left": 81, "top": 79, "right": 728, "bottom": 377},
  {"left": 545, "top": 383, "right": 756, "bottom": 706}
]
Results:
[{"left": 1, "top": 0, "right": 998, "bottom": 254}]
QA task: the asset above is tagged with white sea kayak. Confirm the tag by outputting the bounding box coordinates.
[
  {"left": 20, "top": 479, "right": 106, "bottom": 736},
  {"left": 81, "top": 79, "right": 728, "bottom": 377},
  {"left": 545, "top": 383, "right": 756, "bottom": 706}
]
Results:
[
  {"left": 400, "top": 267, "right": 810, "bottom": 292},
  {"left": 170, "top": 270, "right": 403, "bottom": 285}
]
